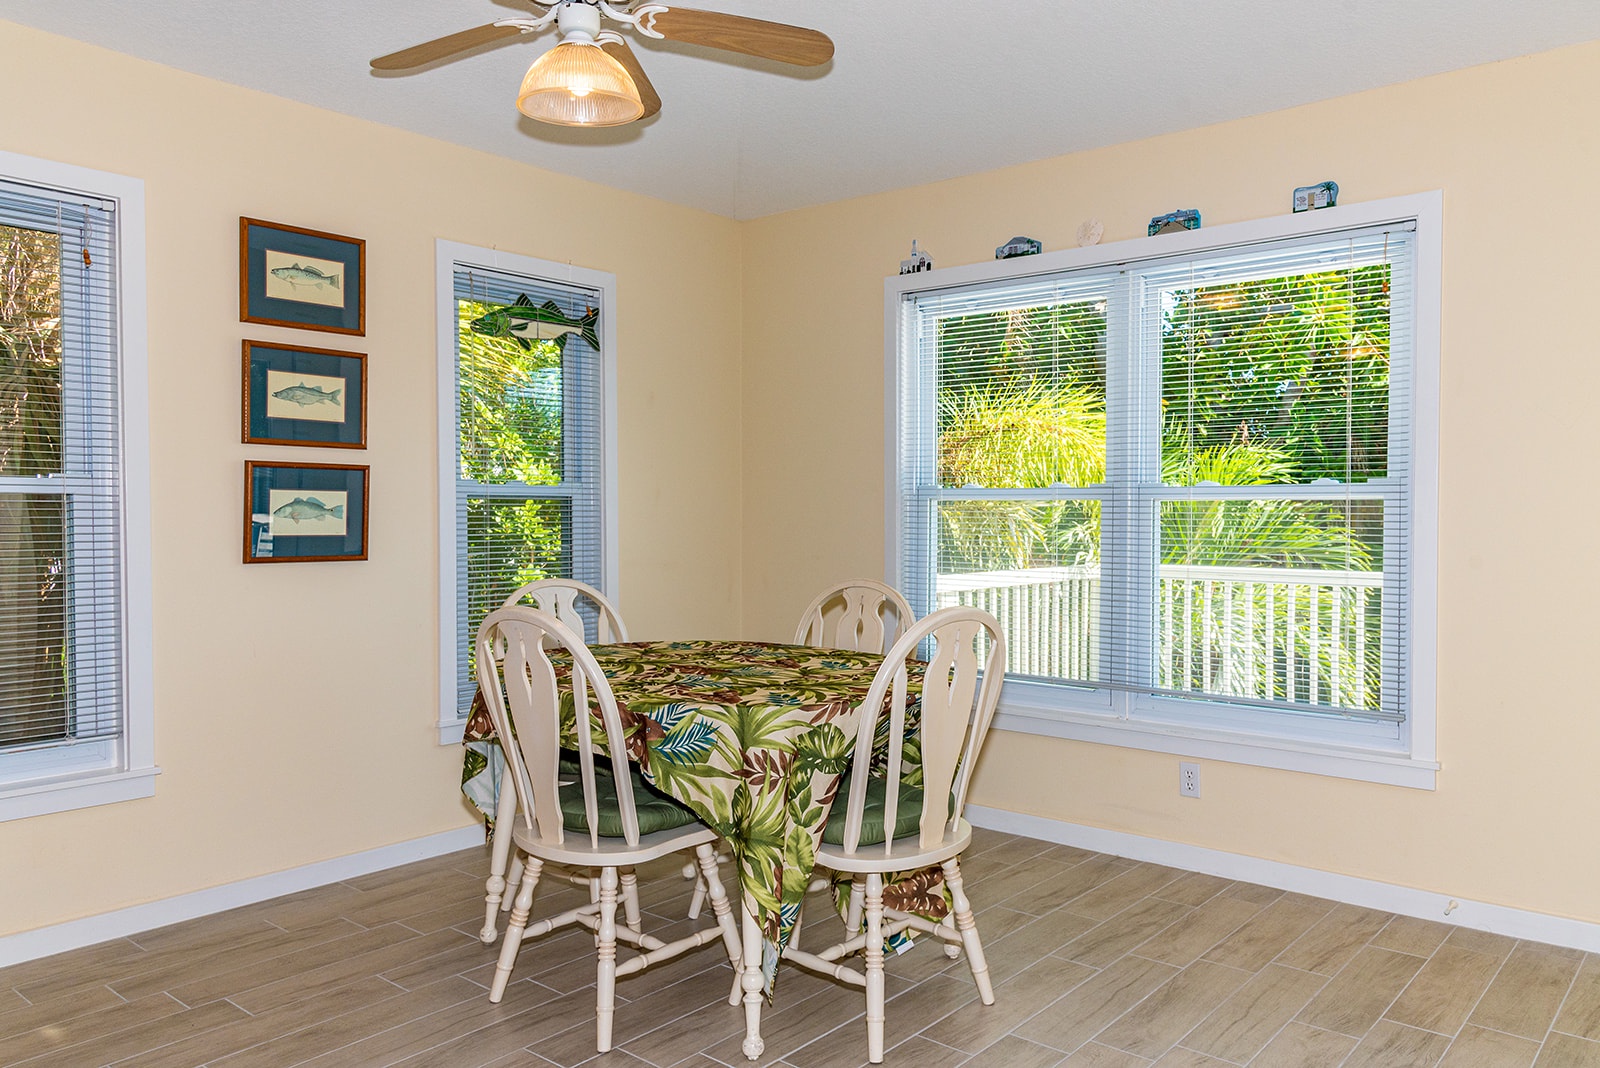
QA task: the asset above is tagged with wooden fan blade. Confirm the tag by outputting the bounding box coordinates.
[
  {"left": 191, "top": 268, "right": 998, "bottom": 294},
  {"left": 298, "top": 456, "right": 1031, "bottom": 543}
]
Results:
[
  {"left": 371, "top": 24, "right": 525, "bottom": 71},
  {"left": 602, "top": 40, "right": 662, "bottom": 118},
  {"left": 648, "top": 8, "right": 834, "bottom": 66}
]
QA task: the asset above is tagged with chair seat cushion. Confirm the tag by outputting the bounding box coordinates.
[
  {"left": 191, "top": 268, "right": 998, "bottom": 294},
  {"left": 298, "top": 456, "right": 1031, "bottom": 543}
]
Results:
[
  {"left": 556, "top": 759, "right": 702, "bottom": 837},
  {"left": 820, "top": 775, "right": 953, "bottom": 846}
]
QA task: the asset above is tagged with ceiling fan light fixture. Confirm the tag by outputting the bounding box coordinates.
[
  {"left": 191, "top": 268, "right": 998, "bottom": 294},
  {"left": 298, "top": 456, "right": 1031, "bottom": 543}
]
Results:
[{"left": 517, "top": 41, "right": 644, "bottom": 127}]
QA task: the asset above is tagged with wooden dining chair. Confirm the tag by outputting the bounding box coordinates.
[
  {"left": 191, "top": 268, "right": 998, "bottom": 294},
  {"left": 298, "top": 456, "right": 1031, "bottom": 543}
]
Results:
[
  {"left": 481, "top": 577, "right": 632, "bottom": 944},
  {"left": 476, "top": 606, "right": 743, "bottom": 1053},
  {"left": 793, "top": 579, "right": 914, "bottom": 655},
  {"left": 781, "top": 606, "right": 1006, "bottom": 1063}
]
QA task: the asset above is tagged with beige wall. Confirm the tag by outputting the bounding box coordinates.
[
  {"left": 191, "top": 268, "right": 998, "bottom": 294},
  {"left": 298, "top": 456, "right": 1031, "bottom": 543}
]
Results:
[
  {"left": 0, "top": 21, "right": 744, "bottom": 936},
  {"left": 740, "top": 42, "right": 1600, "bottom": 923}
]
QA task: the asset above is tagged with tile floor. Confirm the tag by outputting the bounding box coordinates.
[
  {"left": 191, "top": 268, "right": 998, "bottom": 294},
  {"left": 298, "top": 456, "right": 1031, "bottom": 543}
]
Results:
[{"left": 2, "top": 827, "right": 1597, "bottom": 1067}]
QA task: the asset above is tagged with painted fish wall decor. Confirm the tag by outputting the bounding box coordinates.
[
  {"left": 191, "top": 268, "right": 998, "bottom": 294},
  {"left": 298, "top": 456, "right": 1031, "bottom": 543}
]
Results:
[
  {"left": 271, "top": 382, "right": 343, "bottom": 408},
  {"left": 271, "top": 496, "right": 345, "bottom": 523},
  {"left": 469, "top": 295, "right": 599, "bottom": 353},
  {"left": 270, "top": 263, "right": 341, "bottom": 291}
]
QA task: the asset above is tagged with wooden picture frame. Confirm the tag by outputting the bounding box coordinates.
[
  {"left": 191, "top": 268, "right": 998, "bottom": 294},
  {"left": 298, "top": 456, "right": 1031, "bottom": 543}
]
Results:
[
  {"left": 242, "top": 340, "right": 367, "bottom": 448},
  {"left": 240, "top": 217, "right": 365, "bottom": 335},
  {"left": 244, "top": 460, "right": 369, "bottom": 563}
]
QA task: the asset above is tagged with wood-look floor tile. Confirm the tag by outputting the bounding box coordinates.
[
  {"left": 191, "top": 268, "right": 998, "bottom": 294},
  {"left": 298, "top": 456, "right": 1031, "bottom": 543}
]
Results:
[
  {"left": 1438, "top": 1024, "right": 1540, "bottom": 1067},
  {"left": 1249, "top": 1021, "right": 1357, "bottom": 1067},
  {"left": 1201, "top": 894, "right": 1333, "bottom": 973},
  {"left": 10, "top": 997, "right": 247, "bottom": 1068},
  {"left": 1472, "top": 942, "right": 1583, "bottom": 1040},
  {"left": 990, "top": 857, "right": 1098, "bottom": 916},
  {"left": 1220, "top": 881, "right": 1284, "bottom": 908},
  {"left": 1372, "top": 915, "right": 1454, "bottom": 957},
  {"left": 111, "top": 976, "right": 402, "bottom": 1068},
  {"left": 1062, "top": 1042, "right": 1153, "bottom": 1065},
  {"left": 921, "top": 951, "right": 1094, "bottom": 1053},
  {"left": 231, "top": 926, "right": 476, "bottom": 1015},
  {"left": 290, "top": 981, "right": 574, "bottom": 1068},
  {"left": 1535, "top": 1032, "right": 1600, "bottom": 1068},
  {"left": 1554, "top": 956, "right": 1600, "bottom": 1041},
  {"left": 1131, "top": 894, "right": 1263, "bottom": 967},
  {"left": 538, "top": 964, "right": 738, "bottom": 1067},
  {"left": 0, "top": 992, "right": 188, "bottom": 1065},
  {"left": 1094, "top": 960, "right": 1252, "bottom": 1060},
  {"left": 1040, "top": 844, "right": 1098, "bottom": 867},
  {"left": 1058, "top": 897, "right": 1192, "bottom": 969},
  {"left": 690, "top": 979, "right": 860, "bottom": 1065},
  {"left": 1386, "top": 943, "right": 1505, "bottom": 1036},
  {"left": 786, "top": 974, "right": 977, "bottom": 1068},
  {"left": 1296, "top": 946, "right": 1425, "bottom": 1037},
  {"left": 0, "top": 982, "right": 126, "bottom": 1042},
  {"left": 0, "top": 937, "right": 148, "bottom": 994},
  {"left": 883, "top": 1035, "right": 972, "bottom": 1068},
  {"left": 1179, "top": 962, "right": 1327, "bottom": 1063},
  {"left": 974, "top": 909, "right": 1100, "bottom": 986},
  {"left": 107, "top": 916, "right": 368, "bottom": 1002},
  {"left": 1444, "top": 927, "right": 1518, "bottom": 961},
  {"left": 1149, "top": 1047, "right": 1232, "bottom": 1066},
  {"left": 1153, "top": 872, "right": 1232, "bottom": 908},
  {"left": 1015, "top": 954, "right": 1180, "bottom": 1054},
  {"left": 963, "top": 1034, "right": 1068, "bottom": 1067},
  {"left": 1065, "top": 864, "right": 1186, "bottom": 922},
  {"left": 1274, "top": 904, "right": 1394, "bottom": 976},
  {"left": 163, "top": 921, "right": 422, "bottom": 1008},
  {"left": 1344, "top": 1018, "right": 1453, "bottom": 1067},
  {"left": 1016, "top": 855, "right": 1133, "bottom": 916},
  {"left": 206, "top": 975, "right": 486, "bottom": 1068}
]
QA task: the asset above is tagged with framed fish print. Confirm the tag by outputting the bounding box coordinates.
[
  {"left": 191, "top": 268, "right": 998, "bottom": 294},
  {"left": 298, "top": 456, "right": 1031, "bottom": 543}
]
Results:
[
  {"left": 244, "top": 460, "right": 369, "bottom": 563},
  {"left": 242, "top": 340, "right": 366, "bottom": 448},
  {"left": 239, "top": 217, "right": 365, "bottom": 335}
]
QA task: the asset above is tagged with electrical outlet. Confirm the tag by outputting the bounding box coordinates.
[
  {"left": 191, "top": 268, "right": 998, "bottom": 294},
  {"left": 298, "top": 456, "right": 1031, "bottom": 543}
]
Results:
[{"left": 1179, "top": 762, "right": 1201, "bottom": 798}]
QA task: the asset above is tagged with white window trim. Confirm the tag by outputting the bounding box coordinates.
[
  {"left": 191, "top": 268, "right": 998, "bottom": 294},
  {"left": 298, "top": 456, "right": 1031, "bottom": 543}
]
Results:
[
  {"left": 434, "top": 240, "right": 620, "bottom": 745},
  {"left": 884, "top": 192, "right": 1440, "bottom": 789},
  {"left": 0, "top": 150, "right": 156, "bottom": 821}
]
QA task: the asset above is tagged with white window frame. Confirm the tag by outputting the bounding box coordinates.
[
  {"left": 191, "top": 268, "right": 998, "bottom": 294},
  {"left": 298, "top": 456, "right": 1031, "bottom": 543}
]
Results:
[
  {"left": 0, "top": 150, "right": 155, "bottom": 821},
  {"left": 434, "top": 240, "right": 619, "bottom": 744},
  {"left": 886, "top": 193, "right": 1440, "bottom": 788}
]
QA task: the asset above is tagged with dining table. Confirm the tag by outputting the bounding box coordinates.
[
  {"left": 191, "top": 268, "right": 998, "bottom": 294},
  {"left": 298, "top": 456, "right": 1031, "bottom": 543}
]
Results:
[{"left": 460, "top": 637, "right": 929, "bottom": 1060}]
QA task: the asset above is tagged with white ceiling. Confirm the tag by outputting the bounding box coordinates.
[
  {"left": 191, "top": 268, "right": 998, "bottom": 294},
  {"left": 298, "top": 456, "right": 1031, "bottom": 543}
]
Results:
[{"left": 5, "top": 1, "right": 1599, "bottom": 219}]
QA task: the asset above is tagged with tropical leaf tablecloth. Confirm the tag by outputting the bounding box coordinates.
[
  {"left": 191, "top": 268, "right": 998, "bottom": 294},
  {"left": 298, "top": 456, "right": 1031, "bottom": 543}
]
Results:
[{"left": 461, "top": 639, "right": 931, "bottom": 988}]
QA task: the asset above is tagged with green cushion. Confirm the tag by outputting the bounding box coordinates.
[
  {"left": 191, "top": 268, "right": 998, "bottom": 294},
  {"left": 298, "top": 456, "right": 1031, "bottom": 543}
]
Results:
[
  {"left": 556, "top": 760, "right": 701, "bottom": 837},
  {"left": 821, "top": 775, "right": 954, "bottom": 847}
]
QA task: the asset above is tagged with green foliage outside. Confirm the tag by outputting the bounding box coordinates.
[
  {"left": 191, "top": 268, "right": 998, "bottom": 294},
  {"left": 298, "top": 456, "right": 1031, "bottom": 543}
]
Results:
[
  {"left": 0, "top": 223, "right": 68, "bottom": 746},
  {"left": 457, "top": 299, "right": 568, "bottom": 649},
  {"left": 933, "top": 266, "right": 1392, "bottom": 710}
]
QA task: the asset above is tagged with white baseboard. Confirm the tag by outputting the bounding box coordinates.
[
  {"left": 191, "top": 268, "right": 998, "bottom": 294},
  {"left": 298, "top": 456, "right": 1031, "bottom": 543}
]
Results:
[
  {"left": 965, "top": 804, "right": 1600, "bottom": 955},
  {"left": 0, "top": 826, "right": 485, "bottom": 968}
]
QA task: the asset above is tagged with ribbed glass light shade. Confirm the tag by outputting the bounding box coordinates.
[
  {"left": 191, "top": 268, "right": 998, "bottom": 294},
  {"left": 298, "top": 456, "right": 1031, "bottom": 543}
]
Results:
[{"left": 517, "top": 43, "right": 644, "bottom": 127}]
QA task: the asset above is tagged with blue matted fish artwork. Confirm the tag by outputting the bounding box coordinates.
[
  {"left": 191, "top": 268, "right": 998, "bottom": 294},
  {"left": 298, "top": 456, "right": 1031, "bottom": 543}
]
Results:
[
  {"left": 243, "top": 340, "right": 366, "bottom": 448},
  {"left": 245, "top": 460, "right": 369, "bottom": 563},
  {"left": 241, "top": 217, "right": 365, "bottom": 336}
]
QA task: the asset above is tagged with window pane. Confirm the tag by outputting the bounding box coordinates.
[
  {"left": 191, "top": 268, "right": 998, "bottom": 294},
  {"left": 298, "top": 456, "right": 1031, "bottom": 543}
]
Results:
[
  {"left": 1158, "top": 498, "right": 1383, "bottom": 712},
  {"left": 934, "top": 499, "right": 1101, "bottom": 682},
  {"left": 1161, "top": 264, "right": 1391, "bottom": 486},
  {"left": 1, "top": 224, "right": 62, "bottom": 479},
  {"left": 0, "top": 494, "right": 67, "bottom": 748},
  {"left": 457, "top": 298, "right": 563, "bottom": 487},
  {"left": 936, "top": 298, "right": 1107, "bottom": 489}
]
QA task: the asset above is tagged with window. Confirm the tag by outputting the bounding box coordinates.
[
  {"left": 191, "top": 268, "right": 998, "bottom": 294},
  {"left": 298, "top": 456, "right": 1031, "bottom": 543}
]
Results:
[
  {"left": 890, "top": 195, "right": 1439, "bottom": 786},
  {"left": 0, "top": 152, "right": 153, "bottom": 820},
  {"left": 435, "top": 241, "right": 616, "bottom": 743}
]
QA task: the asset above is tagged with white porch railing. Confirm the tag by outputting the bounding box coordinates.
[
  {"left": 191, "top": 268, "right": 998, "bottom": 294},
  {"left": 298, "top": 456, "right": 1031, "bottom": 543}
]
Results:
[{"left": 935, "top": 564, "right": 1384, "bottom": 711}]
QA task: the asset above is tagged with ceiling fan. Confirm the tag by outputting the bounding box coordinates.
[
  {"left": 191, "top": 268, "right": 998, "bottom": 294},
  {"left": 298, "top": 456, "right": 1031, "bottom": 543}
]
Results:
[{"left": 371, "top": 0, "right": 834, "bottom": 128}]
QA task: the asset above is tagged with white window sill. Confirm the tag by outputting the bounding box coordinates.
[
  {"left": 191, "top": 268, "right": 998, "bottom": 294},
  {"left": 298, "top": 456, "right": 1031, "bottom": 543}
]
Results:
[
  {"left": 439, "top": 718, "right": 466, "bottom": 746},
  {"left": 993, "top": 701, "right": 1437, "bottom": 790},
  {"left": 0, "top": 766, "right": 161, "bottom": 822}
]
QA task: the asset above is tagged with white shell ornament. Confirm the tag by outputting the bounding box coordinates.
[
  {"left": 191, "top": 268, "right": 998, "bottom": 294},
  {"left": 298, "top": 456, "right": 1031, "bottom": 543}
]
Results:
[{"left": 1076, "top": 219, "right": 1104, "bottom": 247}]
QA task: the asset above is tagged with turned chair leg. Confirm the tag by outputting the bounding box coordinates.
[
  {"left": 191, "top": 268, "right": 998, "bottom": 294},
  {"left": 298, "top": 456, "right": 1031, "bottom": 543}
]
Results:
[
  {"left": 845, "top": 876, "right": 865, "bottom": 933},
  {"left": 489, "top": 857, "right": 543, "bottom": 1002},
  {"left": 863, "top": 872, "right": 886, "bottom": 1064},
  {"left": 943, "top": 857, "right": 992, "bottom": 1004},
  {"left": 695, "top": 842, "right": 744, "bottom": 970},
  {"left": 620, "top": 868, "right": 642, "bottom": 932},
  {"left": 595, "top": 866, "right": 620, "bottom": 1052}
]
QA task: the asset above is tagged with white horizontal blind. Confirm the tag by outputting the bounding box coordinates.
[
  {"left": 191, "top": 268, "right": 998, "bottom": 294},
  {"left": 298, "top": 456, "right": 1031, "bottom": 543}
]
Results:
[
  {"left": 900, "top": 222, "right": 1415, "bottom": 729},
  {"left": 0, "top": 180, "right": 124, "bottom": 753},
  {"left": 450, "top": 266, "right": 605, "bottom": 716}
]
